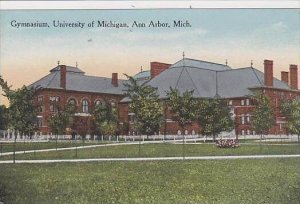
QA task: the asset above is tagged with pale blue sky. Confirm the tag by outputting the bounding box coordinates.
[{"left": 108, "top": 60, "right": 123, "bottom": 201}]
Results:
[{"left": 0, "top": 9, "right": 299, "bottom": 104}]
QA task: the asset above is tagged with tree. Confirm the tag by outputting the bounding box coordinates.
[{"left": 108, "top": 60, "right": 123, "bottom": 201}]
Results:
[
  {"left": 0, "top": 76, "right": 38, "bottom": 137},
  {"left": 0, "top": 105, "right": 8, "bottom": 130},
  {"left": 167, "top": 88, "right": 197, "bottom": 134},
  {"left": 197, "top": 98, "right": 234, "bottom": 141},
  {"left": 48, "top": 102, "right": 75, "bottom": 149},
  {"left": 251, "top": 91, "right": 275, "bottom": 143},
  {"left": 72, "top": 116, "right": 91, "bottom": 141},
  {"left": 1, "top": 75, "right": 38, "bottom": 163},
  {"left": 92, "top": 101, "right": 118, "bottom": 139},
  {"left": 124, "top": 76, "right": 163, "bottom": 138},
  {"left": 167, "top": 88, "right": 197, "bottom": 158},
  {"left": 281, "top": 98, "right": 300, "bottom": 142}
]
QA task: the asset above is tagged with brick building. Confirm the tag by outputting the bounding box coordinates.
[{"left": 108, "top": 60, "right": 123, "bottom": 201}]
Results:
[
  {"left": 30, "top": 65, "right": 126, "bottom": 134},
  {"left": 31, "top": 58, "right": 300, "bottom": 136},
  {"left": 119, "top": 58, "right": 300, "bottom": 136}
]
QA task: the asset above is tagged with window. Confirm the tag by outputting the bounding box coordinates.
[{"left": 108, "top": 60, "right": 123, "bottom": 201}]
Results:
[
  {"left": 247, "top": 130, "right": 250, "bottom": 135},
  {"left": 246, "top": 114, "right": 250, "bottom": 123},
  {"left": 95, "top": 99, "right": 105, "bottom": 106},
  {"left": 110, "top": 100, "right": 116, "bottom": 107},
  {"left": 38, "top": 106, "right": 44, "bottom": 113},
  {"left": 82, "top": 100, "right": 89, "bottom": 113},
  {"left": 241, "top": 100, "right": 245, "bottom": 106},
  {"left": 241, "top": 114, "right": 245, "bottom": 125},
  {"left": 241, "top": 130, "right": 245, "bottom": 135},
  {"left": 246, "top": 99, "right": 250, "bottom": 106},
  {"left": 49, "top": 104, "right": 58, "bottom": 112},
  {"left": 128, "top": 113, "right": 135, "bottom": 123},
  {"left": 37, "top": 117, "right": 43, "bottom": 127},
  {"left": 228, "top": 100, "right": 233, "bottom": 106},
  {"left": 37, "top": 95, "right": 43, "bottom": 102},
  {"left": 279, "top": 123, "right": 283, "bottom": 131},
  {"left": 49, "top": 96, "right": 60, "bottom": 102},
  {"left": 68, "top": 99, "right": 76, "bottom": 105}
]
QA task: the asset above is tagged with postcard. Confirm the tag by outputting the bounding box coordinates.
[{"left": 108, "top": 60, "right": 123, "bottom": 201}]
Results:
[{"left": 0, "top": 1, "right": 299, "bottom": 204}]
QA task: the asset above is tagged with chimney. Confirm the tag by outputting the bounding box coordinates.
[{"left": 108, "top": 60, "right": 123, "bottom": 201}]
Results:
[
  {"left": 150, "top": 62, "right": 171, "bottom": 78},
  {"left": 112, "top": 73, "right": 118, "bottom": 87},
  {"left": 281, "top": 71, "right": 289, "bottom": 85},
  {"left": 60, "top": 65, "right": 66, "bottom": 89},
  {"left": 290, "top": 64, "right": 298, "bottom": 89},
  {"left": 264, "top": 60, "right": 273, "bottom": 87}
]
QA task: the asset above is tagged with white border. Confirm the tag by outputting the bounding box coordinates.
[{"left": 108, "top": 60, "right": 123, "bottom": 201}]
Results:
[{"left": 0, "top": 1, "right": 299, "bottom": 10}]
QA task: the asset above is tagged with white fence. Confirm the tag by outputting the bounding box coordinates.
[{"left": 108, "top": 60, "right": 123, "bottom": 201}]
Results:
[{"left": 0, "top": 130, "right": 299, "bottom": 142}]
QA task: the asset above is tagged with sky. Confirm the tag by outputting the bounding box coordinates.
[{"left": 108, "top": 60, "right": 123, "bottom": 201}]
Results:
[{"left": 0, "top": 9, "right": 299, "bottom": 105}]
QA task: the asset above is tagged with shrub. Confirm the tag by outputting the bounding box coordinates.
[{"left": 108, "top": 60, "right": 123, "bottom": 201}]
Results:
[{"left": 216, "top": 139, "right": 239, "bottom": 148}]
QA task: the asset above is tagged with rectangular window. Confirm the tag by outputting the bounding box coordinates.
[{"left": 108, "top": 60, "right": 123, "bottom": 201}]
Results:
[
  {"left": 37, "top": 117, "right": 43, "bottom": 127},
  {"left": 38, "top": 106, "right": 44, "bottom": 113},
  {"left": 246, "top": 99, "right": 250, "bottom": 106},
  {"left": 247, "top": 130, "right": 250, "bottom": 135},
  {"left": 246, "top": 114, "right": 250, "bottom": 123},
  {"left": 241, "top": 100, "right": 245, "bottom": 106},
  {"left": 128, "top": 113, "right": 135, "bottom": 123},
  {"left": 49, "top": 96, "right": 60, "bottom": 102},
  {"left": 229, "top": 100, "right": 233, "bottom": 106},
  {"left": 241, "top": 114, "right": 245, "bottom": 125},
  {"left": 37, "top": 95, "right": 43, "bottom": 102},
  {"left": 241, "top": 130, "right": 245, "bottom": 135}
]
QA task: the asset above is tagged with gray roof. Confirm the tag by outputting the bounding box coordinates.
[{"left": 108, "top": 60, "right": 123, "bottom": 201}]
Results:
[
  {"left": 30, "top": 66, "right": 126, "bottom": 95},
  {"left": 133, "top": 70, "right": 150, "bottom": 80},
  {"left": 121, "top": 59, "right": 292, "bottom": 102},
  {"left": 171, "top": 58, "right": 231, "bottom": 71}
]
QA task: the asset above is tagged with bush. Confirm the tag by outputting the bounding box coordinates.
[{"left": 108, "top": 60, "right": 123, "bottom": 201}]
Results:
[{"left": 216, "top": 139, "right": 239, "bottom": 148}]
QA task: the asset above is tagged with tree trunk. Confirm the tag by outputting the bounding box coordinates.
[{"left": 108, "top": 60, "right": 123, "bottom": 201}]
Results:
[
  {"left": 56, "top": 134, "right": 58, "bottom": 150},
  {"left": 182, "top": 128, "right": 185, "bottom": 159},
  {"left": 213, "top": 134, "right": 216, "bottom": 142},
  {"left": 13, "top": 133, "right": 16, "bottom": 164}
]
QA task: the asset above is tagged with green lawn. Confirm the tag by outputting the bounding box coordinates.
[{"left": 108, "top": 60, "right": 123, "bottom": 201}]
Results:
[
  {"left": 1, "top": 143, "right": 299, "bottom": 160},
  {"left": 0, "top": 140, "right": 109, "bottom": 153},
  {"left": 0, "top": 158, "right": 299, "bottom": 204}
]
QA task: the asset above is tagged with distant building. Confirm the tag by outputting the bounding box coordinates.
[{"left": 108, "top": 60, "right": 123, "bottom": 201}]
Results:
[{"left": 31, "top": 58, "right": 299, "bottom": 136}]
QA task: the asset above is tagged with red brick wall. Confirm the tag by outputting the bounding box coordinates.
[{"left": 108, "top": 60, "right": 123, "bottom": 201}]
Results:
[
  {"left": 112, "top": 73, "right": 118, "bottom": 87},
  {"left": 150, "top": 62, "right": 171, "bottom": 78},
  {"left": 60, "top": 65, "right": 66, "bottom": 89},
  {"left": 118, "top": 89, "right": 300, "bottom": 136},
  {"left": 281, "top": 71, "right": 289, "bottom": 85},
  {"left": 35, "top": 89, "right": 124, "bottom": 134},
  {"left": 290, "top": 64, "right": 298, "bottom": 89},
  {"left": 264, "top": 60, "right": 273, "bottom": 87}
]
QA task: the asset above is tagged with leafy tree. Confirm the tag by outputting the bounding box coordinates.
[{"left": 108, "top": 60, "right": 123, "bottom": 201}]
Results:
[
  {"left": 281, "top": 98, "right": 300, "bottom": 142},
  {"left": 197, "top": 98, "right": 234, "bottom": 141},
  {"left": 0, "top": 75, "right": 38, "bottom": 137},
  {"left": 48, "top": 103, "right": 75, "bottom": 149},
  {"left": 167, "top": 88, "right": 197, "bottom": 158},
  {"left": 1, "top": 75, "right": 38, "bottom": 163},
  {"left": 92, "top": 101, "right": 118, "bottom": 139},
  {"left": 251, "top": 91, "right": 275, "bottom": 143},
  {"left": 124, "top": 75, "right": 163, "bottom": 138},
  {"left": 167, "top": 88, "right": 197, "bottom": 134},
  {"left": 72, "top": 116, "right": 91, "bottom": 142},
  {"left": 0, "top": 105, "right": 8, "bottom": 130}
]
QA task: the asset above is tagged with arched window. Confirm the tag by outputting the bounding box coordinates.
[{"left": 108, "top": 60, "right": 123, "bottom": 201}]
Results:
[
  {"left": 94, "top": 99, "right": 105, "bottom": 106},
  {"left": 69, "top": 98, "right": 76, "bottom": 105},
  {"left": 82, "top": 100, "right": 89, "bottom": 113}
]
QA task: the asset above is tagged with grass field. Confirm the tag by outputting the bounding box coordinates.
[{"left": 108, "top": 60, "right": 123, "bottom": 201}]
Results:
[
  {"left": 0, "top": 140, "right": 109, "bottom": 153},
  {"left": 1, "top": 143, "right": 299, "bottom": 160},
  {"left": 0, "top": 158, "right": 299, "bottom": 204}
]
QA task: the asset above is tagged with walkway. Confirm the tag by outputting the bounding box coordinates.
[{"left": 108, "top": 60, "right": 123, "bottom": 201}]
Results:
[{"left": 1, "top": 154, "right": 300, "bottom": 164}]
